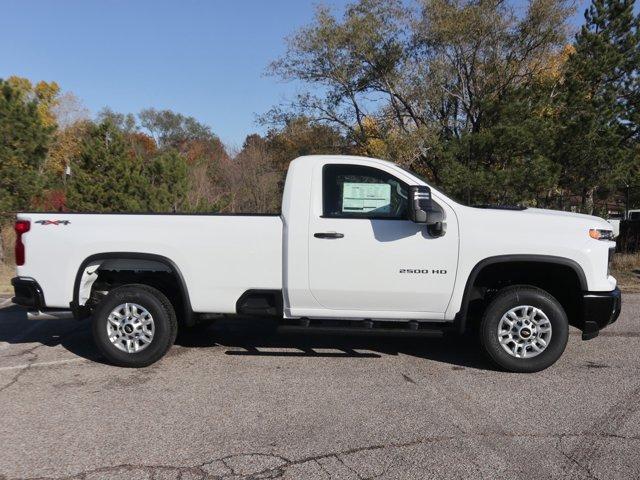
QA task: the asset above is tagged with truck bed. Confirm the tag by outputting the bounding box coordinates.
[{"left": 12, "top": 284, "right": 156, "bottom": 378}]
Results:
[{"left": 16, "top": 213, "right": 283, "bottom": 312}]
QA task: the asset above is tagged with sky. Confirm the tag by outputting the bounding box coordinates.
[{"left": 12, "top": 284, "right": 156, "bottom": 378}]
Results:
[{"left": 1, "top": 0, "right": 592, "bottom": 149}]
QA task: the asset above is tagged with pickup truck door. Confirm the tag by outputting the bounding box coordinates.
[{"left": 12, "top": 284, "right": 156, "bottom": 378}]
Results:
[{"left": 307, "top": 162, "right": 458, "bottom": 317}]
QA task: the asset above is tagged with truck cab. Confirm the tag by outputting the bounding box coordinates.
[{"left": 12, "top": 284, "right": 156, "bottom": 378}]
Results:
[{"left": 281, "top": 157, "right": 457, "bottom": 320}]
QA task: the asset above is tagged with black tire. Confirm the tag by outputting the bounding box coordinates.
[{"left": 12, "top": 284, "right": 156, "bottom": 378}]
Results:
[
  {"left": 92, "top": 284, "right": 177, "bottom": 367},
  {"left": 480, "top": 286, "right": 569, "bottom": 373}
]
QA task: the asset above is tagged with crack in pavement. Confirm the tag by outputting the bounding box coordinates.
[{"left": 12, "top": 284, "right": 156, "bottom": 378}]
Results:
[
  {"left": 556, "top": 437, "right": 601, "bottom": 480},
  {"left": 0, "top": 343, "right": 42, "bottom": 393},
  {"left": 313, "top": 459, "right": 334, "bottom": 480},
  {"left": 10, "top": 431, "right": 640, "bottom": 480},
  {"left": 0, "top": 323, "right": 96, "bottom": 393},
  {"left": 560, "top": 382, "right": 640, "bottom": 479}
]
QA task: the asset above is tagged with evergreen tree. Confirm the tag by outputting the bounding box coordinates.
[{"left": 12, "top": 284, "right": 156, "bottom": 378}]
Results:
[
  {"left": 66, "top": 121, "right": 150, "bottom": 212},
  {"left": 557, "top": 0, "right": 639, "bottom": 213},
  {"left": 0, "top": 79, "right": 53, "bottom": 211},
  {"left": 144, "top": 150, "right": 188, "bottom": 212}
]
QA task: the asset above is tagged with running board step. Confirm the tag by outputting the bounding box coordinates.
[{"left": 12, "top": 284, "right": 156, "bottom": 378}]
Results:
[{"left": 277, "top": 319, "right": 445, "bottom": 337}]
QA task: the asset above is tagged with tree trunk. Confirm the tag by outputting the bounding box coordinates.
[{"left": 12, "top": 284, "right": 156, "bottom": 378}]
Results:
[{"left": 582, "top": 187, "right": 596, "bottom": 215}]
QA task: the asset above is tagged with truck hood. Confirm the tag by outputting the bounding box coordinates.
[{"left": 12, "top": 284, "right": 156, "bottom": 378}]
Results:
[
  {"left": 522, "top": 208, "right": 611, "bottom": 229},
  {"left": 467, "top": 206, "right": 613, "bottom": 230}
]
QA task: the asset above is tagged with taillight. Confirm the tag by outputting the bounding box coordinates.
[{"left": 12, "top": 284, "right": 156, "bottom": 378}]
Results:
[{"left": 14, "top": 220, "right": 30, "bottom": 266}]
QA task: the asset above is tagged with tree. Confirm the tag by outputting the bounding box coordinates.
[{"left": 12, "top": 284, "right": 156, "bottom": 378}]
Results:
[
  {"left": 46, "top": 120, "right": 91, "bottom": 178},
  {"left": 265, "top": 116, "right": 350, "bottom": 172},
  {"left": 46, "top": 93, "right": 90, "bottom": 179},
  {"left": 66, "top": 121, "right": 151, "bottom": 212},
  {"left": 0, "top": 78, "right": 53, "bottom": 212},
  {"left": 97, "top": 107, "right": 138, "bottom": 134},
  {"left": 7, "top": 76, "right": 60, "bottom": 129},
  {"left": 93, "top": 107, "right": 231, "bottom": 213},
  {"left": 267, "top": 0, "right": 573, "bottom": 204},
  {"left": 65, "top": 118, "right": 213, "bottom": 213},
  {"left": 138, "top": 108, "right": 217, "bottom": 151},
  {"left": 267, "top": 0, "right": 409, "bottom": 154},
  {"left": 222, "top": 135, "right": 281, "bottom": 213},
  {"left": 144, "top": 151, "right": 189, "bottom": 212},
  {"left": 439, "top": 81, "right": 561, "bottom": 206},
  {"left": 213, "top": 118, "right": 351, "bottom": 213},
  {"left": 557, "top": 0, "right": 639, "bottom": 213},
  {"left": 53, "top": 92, "right": 89, "bottom": 129}
]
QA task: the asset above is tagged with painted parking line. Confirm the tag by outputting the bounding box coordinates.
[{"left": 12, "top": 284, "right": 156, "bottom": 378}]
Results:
[
  {"left": 0, "top": 358, "right": 85, "bottom": 372},
  {"left": 27, "top": 310, "right": 75, "bottom": 320}
]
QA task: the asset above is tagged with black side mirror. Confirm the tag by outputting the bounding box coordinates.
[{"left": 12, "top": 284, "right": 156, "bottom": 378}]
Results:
[{"left": 409, "top": 186, "right": 443, "bottom": 225}]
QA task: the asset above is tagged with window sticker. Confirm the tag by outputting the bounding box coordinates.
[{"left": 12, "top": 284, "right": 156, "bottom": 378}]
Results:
[{"left": 342, "top": 183, "right": 391, "bottom": 213}]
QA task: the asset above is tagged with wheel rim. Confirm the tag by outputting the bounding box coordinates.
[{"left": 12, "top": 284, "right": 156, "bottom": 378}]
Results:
[
  {"left": 106, "top": 303, "right": 155, "bottom": 354},
  {"left": 497, "top": 305, "right": 552, "bottom": 359}
]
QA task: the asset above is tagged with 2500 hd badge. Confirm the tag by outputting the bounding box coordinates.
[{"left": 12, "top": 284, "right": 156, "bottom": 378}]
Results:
[{"left": 399, "top": 269, "right": 447, "bottom": 274}]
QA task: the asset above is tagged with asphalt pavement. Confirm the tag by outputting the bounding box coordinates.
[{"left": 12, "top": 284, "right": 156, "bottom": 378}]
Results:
[{"left": 0, "top": 294, "right": 639, "bottom": 479}]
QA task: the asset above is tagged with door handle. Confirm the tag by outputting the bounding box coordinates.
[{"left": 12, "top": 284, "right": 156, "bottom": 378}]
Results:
[{"left": 314, "top": 232, "right": 344, "bottom": 239}]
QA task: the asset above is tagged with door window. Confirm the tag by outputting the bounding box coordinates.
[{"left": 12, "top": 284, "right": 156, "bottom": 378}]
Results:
[{"left": 322, "top": 164, "right": 409, "bottom": 219}]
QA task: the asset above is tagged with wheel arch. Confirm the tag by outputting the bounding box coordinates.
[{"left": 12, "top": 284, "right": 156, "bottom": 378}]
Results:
[
  {"left": 71, "top": 252, "right": 194, "bottom": 326},
  {"left": 455, "top": 254, "right": 587, "bottom": 333}
]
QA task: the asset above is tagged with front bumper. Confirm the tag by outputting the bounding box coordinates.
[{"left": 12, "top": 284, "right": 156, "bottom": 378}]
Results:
[
  {"left": 581, "top": 287, "right": 621, "bottom": 340},
  {"left": 11, "top": 277, "right": 45, "bottom": 310}
]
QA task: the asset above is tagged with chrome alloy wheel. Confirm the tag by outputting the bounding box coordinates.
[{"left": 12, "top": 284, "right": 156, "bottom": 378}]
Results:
[
  {"left": 497, "top": 305, "right": 552, "bottom": 359},
  {"left": 106, "top": 303, "right": 155, "bottom": 353}
]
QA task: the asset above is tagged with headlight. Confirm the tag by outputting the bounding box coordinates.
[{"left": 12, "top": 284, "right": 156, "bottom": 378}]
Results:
[{"left": 589, "top": 229, "right": 615, "bottom": 241}]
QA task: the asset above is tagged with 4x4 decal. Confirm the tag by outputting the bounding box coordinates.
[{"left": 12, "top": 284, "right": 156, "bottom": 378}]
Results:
[{"left": 35, "top": 220, "right": 71, "bottom": 226}]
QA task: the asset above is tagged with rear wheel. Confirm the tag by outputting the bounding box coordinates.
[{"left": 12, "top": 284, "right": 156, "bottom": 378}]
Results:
[
  {"left": 92, "top": 284, "right": 177, "bottom": 367},
  {"left": 480, "top": 286, "right": 568, "bottom": 373}
]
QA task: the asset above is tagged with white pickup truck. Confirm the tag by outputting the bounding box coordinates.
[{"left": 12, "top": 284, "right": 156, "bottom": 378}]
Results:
[
  {"left": 607, "top": 209, "right": 640, "bottom": 237},
  {"left": 12, "top": 155, "right": 621, "bottom": 372}
]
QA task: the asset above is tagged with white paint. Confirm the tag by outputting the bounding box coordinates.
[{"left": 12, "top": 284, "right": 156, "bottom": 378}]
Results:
[
  {"left": 0, "top": 358, "right": 84, "bottom": 372},
  {"left": 26, "top": 311, "right": 74, "bottom": 320}
]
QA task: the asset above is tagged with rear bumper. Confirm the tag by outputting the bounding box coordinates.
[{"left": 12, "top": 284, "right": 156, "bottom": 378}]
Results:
[
  {"left": 581, "top": 287, "right": 621, "bottom": 340},
  {"left": 11, "top": 277, "right": 45, "bottom": 310}
]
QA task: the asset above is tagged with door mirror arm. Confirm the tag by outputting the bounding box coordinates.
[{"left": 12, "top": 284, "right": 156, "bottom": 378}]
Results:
[{"left": 427, "top": 221, "right": 446, "bottom": 237}]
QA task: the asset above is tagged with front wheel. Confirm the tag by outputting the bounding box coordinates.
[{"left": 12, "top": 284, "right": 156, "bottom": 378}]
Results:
[
  {"left": 480, "top": 286, "right": 569, "bottom": 373},
  {"left": 92, "top": 284, "right": 177, "bottom": 367}
]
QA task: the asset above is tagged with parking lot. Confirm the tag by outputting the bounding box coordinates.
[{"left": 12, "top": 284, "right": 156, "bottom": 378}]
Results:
[{"left": 0, "top": 295, "right": 638, "bottom": 480}]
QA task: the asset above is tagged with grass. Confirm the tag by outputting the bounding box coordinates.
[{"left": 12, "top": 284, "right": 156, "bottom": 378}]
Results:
[
  {"left": 1, "top": 223, "right": 14, "bottom": 296},
  {"left": 0, "top": 261, "right": 14, "bottom": 296},
  {"left": 611, "top": 252, "right": 640, "bottom": 293}
]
